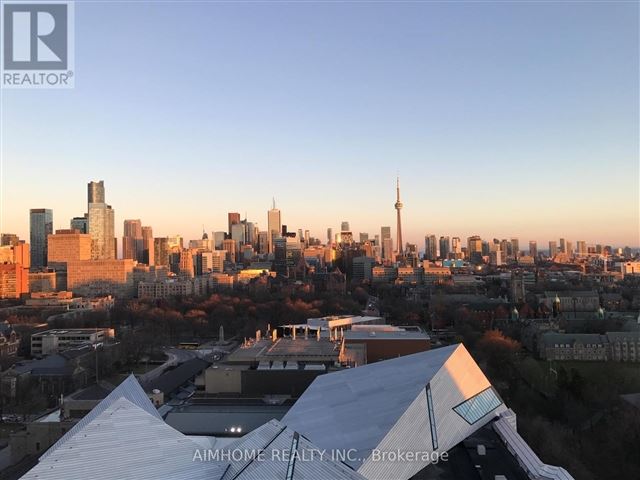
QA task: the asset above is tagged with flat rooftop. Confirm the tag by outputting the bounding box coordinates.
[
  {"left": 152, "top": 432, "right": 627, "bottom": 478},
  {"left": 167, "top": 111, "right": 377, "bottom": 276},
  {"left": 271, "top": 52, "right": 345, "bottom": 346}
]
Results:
[
  {"left": 341, "top": 331, "right": 431, "bottom": 341},
  {"left": 260, "top": 338, "right": 339, "bottom": 359},
  {"left": 32, "top": 329, "right": 104, "bottom": 337},
  {"left": 226, "top": 337, "right": 339, "bottom": 363}
]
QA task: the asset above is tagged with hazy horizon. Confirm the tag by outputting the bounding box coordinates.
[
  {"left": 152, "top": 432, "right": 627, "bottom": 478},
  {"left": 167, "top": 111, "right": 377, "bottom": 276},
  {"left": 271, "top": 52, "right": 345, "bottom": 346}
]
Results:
[{"left": 2, "top": 1, "right": 638, "bottom": 247}]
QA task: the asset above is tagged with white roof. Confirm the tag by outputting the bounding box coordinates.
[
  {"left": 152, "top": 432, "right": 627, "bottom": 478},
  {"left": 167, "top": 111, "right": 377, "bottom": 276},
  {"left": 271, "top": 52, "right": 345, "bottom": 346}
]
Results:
[
  {"left": 40, "top": 374, "right": 162, "bottom": 460},
  {"left": 282, "top": 344, "right": 459, "bottom": 469},
  {"left": 22, "top": 397, "right": 229, "bottom": 480},
  {"left": 221, "top": 419, "right": 365, "bottom": 480}
]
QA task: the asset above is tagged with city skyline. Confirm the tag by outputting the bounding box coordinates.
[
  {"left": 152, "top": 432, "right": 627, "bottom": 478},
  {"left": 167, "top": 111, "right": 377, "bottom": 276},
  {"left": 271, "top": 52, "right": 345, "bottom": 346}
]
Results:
[
  {"left": 3, "top": 177, "right": 638, "bottom": 251},
  {"left": 1, "top": 2, "right": 638, "bottom": 247}
]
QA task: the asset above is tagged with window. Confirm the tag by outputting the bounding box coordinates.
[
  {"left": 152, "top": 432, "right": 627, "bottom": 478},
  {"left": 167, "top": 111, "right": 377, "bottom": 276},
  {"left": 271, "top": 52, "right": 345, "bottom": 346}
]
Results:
[
  {"left": 453, "top": 387, "right": 502, "bottom": 425},
  {"left": 425, "top": 384, "right": 438, "bottom": 450}
]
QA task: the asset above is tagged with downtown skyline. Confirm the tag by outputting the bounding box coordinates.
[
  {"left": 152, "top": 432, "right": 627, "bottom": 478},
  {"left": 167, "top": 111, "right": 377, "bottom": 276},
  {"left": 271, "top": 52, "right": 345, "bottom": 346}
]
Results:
[
  {"left": 1, "top": 1, "right": 638, "bottom": 247},
  {"left": 3, "top": 176, "right": 638, "bottom": 251}
]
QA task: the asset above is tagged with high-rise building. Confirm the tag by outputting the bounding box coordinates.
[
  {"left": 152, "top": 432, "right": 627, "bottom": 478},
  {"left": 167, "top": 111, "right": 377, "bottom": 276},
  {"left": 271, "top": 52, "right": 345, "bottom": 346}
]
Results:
[
  {"left": 88, "top": 181, "right": 105, "bottom": 203},
  {"left": 341, "top": 221, "right": 350, "bottom": 232},
  {"left": 439, "top": 236, "right": 450, "bottom": 259},
  {"left": 30, "top": 208, "right": 53, "bottom": 271},
  {"left": 228, "top": 212, "right": 241, "bottom": 237},
  {"left": 576, "top": 240, "right": 587, "bottom": 256},
  {"left": 267, "top": 201, "right": 281, "bottom": 254},
  {"left": 359, "top": 233, "right": 369, "bottom": 243},
  {"left": 549, "top": 241, "right": 558, "bottom": 257},
  {"left": 451, "top": 237, "right": 462, "bottom": 259},
  {"left": 0, "top": 242, "right": 30, "bottom": 298},
  {"left": 0, "top": 233, "right": 19, "bottom": 246},
  {"left": 381, "top": 226, "right": 391, "bottom": 258},
  {"left": 511, "top": 238, "right": 519, "bottom": 260},
  {"left": 394, "top": 177, "right": 403, "bottom": 256},
  {"left": 327, "top": 228, "right": 333, "bottom": 245},
  {"left": 141, "top": 226, "right": 154, "bottom": 265},
  {"left": 424, "top": 235, "right": 437, "bottom": 261},
  {"left": 213, "top": 231, "right": 226, "bottom": 250},
  {"left": 154, "top": 237, "right": 170, "bottom": 267},
  {"left": 87, "top": 181, "right": 116, "bottom": 260},
  {"left": 122, "top": 219, "right": 143, "bottom": 261},
  {"left": 70, "top": 216, "right": 88, "bottom": 234},
  {"left": 467, "top": 235, "right": 483, "bottom": 263},
  {"left": 559, "top": 238, "right": 567, "bottom": 254},
  {"left": 529, "top": 241, "right": 538, "bottom": 258},
  {"left": 222, "top": 238, "right": 236, "bottom": 262}
]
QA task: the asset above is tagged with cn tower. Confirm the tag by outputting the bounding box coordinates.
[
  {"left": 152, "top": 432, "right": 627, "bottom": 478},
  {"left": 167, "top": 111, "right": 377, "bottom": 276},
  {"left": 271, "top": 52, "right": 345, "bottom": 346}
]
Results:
[{"left": 395, "top": 176, "right": 403, "bottom": 256}]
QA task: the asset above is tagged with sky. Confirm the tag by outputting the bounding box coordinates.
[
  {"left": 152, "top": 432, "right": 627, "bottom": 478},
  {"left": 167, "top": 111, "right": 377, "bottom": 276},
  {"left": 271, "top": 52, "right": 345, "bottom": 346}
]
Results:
[{"left": 1, "top": 1, "right": 639, "bottom": 249}]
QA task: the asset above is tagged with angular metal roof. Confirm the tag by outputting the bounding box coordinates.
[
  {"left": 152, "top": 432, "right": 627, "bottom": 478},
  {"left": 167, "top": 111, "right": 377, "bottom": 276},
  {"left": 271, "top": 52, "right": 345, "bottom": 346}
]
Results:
[
  {"left": 282, "top": 344, "right": 459, "bottom": 469},
  {"left": 220, "top": 419, "right": 366, "bottom": 480},
  {"left": 23, "top": 397, "right": 229, "bottom": 480},
  {"left": 40, "top": 373, "right": 162, "bottom": 460}
]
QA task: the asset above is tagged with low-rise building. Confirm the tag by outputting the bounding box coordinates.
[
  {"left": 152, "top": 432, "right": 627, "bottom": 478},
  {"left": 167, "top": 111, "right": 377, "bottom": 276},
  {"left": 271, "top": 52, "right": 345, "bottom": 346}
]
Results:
[{"left": 31, "top": 328, "right": 114, "bottom": 356}]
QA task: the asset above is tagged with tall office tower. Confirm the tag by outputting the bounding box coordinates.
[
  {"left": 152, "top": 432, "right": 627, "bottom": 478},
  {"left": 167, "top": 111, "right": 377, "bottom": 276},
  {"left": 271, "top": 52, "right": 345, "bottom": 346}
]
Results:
[
  {"left": 549, "top": 241, "right": 558, "bottom": 257},
  {"left": 424, "top": 234, "right": 437, "bottom": 261},
  {"left": 30, "top": 208, "right": 53, "bottom": 271},
  {"left": 178, "top": 249, "right": 194, "bottom": 278},
  {"left": 222, "top": 238, "right": 236, "bottom": 262},
  {"left": 482, "top": 241, "right": 491, "bottom": 257},
  {"left": 439, "top": 236, "right": 450, "bottom": 259},
  {"left": 231, "top": 223, "right": 245, "bottom": 246},
  {"left": 258, "top": 231, "right": 269, "bottom": 254},
  {"left": 141, "top": 226, "right": 154, "bottom": 265},
  {"left": 341, "top": 221, "right": 350, "bottom": 232},
  {"left": 297, "top": 229, "right": 304, "bottom": 242},
  {"left": 154, "top": 237, "right": 170, "bottom": 266},
  {"left": 529, "top": 241, "right": 538, "bottom": 258},
  {"left": 500, "top": 240, "right": 510, "bottom": 261},
  {"left": 228, "top": 212, "right": 241, "bottom": 236},
  {"left": 327, "top": 228, "right": 333, "bottom": 245},
  {"left": 559, "top": 238, "right": 567, "bottom": 253},
  {"left": 88, "top": 181, "right": 105, "bottom": 203},
  {"left": 381, "top": 226, "right": 391, "bottom": 258},
  {"left": 565, "top": 241, "right": 573, "bottom": 256},
  {"left": 451, "top": 237, "right": 462, "bottom": 258},
  {"left": 394, "top": 177, "right": 404, "bottom": 256},
  {"left": 70, "top": 216, "right": 88, "bottom": 234},
  {"left": 213, "top": 231, "right": 226, "bottom": 250},
  {"left": 511, "top": 238, "right": 519, "bottom": 259},
  {"left": 304, "top": 230, "right": 310, "bottom": 246},
  {"left": 267, "top": 200, "right": 281, "bottom": 254},
  {"left": 122, "top": 219, "right": 143, "bottom": 261},
  {"left": 467, "top": 235, "right": 483, "bottom": 263},
  {"left": 359, "top": 233, "right": 369, "bottom": 243},
  {"left": 0, "top": 234, "right": 19, "bottom": 246},
  {"left": 87, "top": 181, "right": 115, "bottom": 260},
  {"left": 382, "top": 237, "right": 394, "bottom": 262},
  {"left": 576, "top": 240, "right": 587, "bottom": 256},
  {"left": 242, "top": 221, "right": 256, "bottom": 246}
]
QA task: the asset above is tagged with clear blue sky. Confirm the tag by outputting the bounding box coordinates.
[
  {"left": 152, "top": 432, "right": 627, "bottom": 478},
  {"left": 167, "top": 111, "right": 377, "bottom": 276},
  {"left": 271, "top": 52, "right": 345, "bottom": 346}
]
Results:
[{"left": 2, "top": 1, "right": 638, "bottom": 247}]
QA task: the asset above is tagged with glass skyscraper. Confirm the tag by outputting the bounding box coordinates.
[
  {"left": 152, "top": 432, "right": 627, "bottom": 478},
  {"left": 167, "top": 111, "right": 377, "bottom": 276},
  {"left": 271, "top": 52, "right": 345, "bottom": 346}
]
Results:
[{"left": 29, "top": 208, "right": 53, "bottom": 270}]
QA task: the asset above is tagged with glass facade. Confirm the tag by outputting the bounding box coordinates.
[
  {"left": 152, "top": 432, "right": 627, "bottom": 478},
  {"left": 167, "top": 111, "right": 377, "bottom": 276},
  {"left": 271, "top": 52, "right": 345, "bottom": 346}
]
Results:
[
  {"left": 425, "top": 384, "right": 438, "bottom": 450},
  {"left": 453, "top": 387, "right": 502, "bottom": 425},
  {"left": 29, "top": 208, "right": 53, "bottom": 270}
]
